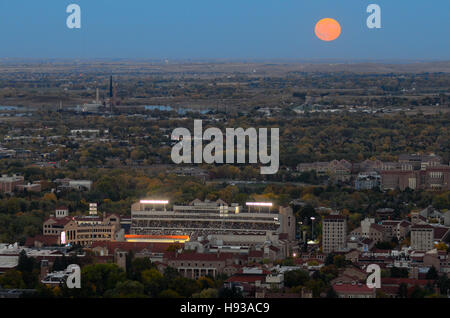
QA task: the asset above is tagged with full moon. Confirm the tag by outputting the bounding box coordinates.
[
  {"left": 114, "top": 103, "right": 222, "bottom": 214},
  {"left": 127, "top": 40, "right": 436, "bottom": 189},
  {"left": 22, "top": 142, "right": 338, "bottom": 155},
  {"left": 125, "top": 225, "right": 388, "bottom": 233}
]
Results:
[{"left": 315, "top": 18, "right": 341, "bottom": 42}]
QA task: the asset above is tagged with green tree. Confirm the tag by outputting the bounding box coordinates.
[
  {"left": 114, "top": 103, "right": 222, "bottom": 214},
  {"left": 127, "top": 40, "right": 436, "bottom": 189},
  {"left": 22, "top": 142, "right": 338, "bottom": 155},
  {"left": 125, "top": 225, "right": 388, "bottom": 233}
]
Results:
[
  {"left": 128, "top": 256, "right": 153, "bottom": 281},
  {"left": 333, "top": 255, "right": 346, "bottom": 268},
  {"left": 391, "top": 267, "right": 409, "bottom": 278},
  {"left": 326, "top": 287, "right": 338, "bottom": 298},
  {"left": 397, "top": 283, "right": 408, "bottom": 298},
  {"left": 104, "top": 280, "right": 147, "bottom": 298},
  {"left": 218, "top": 286, "right": 243, "bottom": 298},
  {"left": 192, "top": 288, "right": 219, "bottom": 298},
  {"left": 0, "top": 270, "right": 26, "bottom": 289},
  {"left": 158, "top": 289, "right": 181, "bottom": 298},
  {"left": 167, "top": 276, "right": 201, "bottom": 297},
  {"left": 426, "top": 266, "right": 439, "bottom": 280},
  {"left": 410, "top": 286, "right": 426, "bottom": 298},
  {"left": 284, "top": 270, "right": 310, "bottom": 288},
  {"left": 141, "top": 268, "right": 164, "bottom": 297},
  {"left": 81, "top": 264, "right": 126, "bottom": 296},
  {"left": 16, "top": 250, "right": 38, "bottom": 288}
]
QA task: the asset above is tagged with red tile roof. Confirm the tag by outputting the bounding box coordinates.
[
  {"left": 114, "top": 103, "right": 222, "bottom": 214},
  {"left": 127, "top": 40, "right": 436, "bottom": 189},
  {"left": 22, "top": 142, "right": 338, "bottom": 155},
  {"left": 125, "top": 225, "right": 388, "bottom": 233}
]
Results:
[
  {"left": 361, "top": 238, "right": 373, "bottom": 245},
  {"left": 433, "top": 227, "right": 450, "bottom": 240},
  {"left": 324, "top": 215, "right": 346, "bottom": 220},
  {"left": 381, "top": 278, "right": 431, "bottom": 287},
  {"left": 278, "top": 233, "right": 289, "bottom": 240},
  {"left": 44, "top": 216, "right": 72, "bottom": 226},
  {"left": 399, "top": 220, "right": 411, "bottom": 227},
  {"left": 370, "top": 223, "right": 386, "bottom": 232},
  {"left": 382, "top": 220, "right": 401, "bottom": 226},
  {"left": 226, "top": 275, "right": 266, "bottom": 283},
  {"left": 263, "top": 293, "right": 301, "bottom": 298},
  {"left": 380, "top": 285, "right": 401, "bottom": 295},
  {"left": 268, "top": 245, "right": 280, "bottom": 252},
  {"left": 333, "top": 283, "right": 374, "bottom": 294},
  {"left": 371, "top": 249, "right": 392, "bottom": 254},
  {"left": 166, "top": 252, "right": 234, "bottom": 262},
  {"left": 249, "top": 250, "right": 264, "bottom": 258},
  {"left": 25, "top": 235, "right": 59, "bottom": 247},
  {"left": 411, "top": 224, "right": 434, "bottom": 229},
  {"left": 91, "top": 241, "right": 178, "bottom": 254}
]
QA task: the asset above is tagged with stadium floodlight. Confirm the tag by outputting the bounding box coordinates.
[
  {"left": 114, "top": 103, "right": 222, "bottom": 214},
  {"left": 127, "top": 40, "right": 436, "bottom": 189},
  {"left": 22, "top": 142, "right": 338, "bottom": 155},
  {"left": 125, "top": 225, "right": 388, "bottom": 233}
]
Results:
[
  {"left": 246, "top": 202, "right": 273, "bottom": 213},
  {"left": 245, "top": 202, "right": 273, "bottom": 207},
  {"left": 140, "top": 200, "right": 169, "bottom": 204}
]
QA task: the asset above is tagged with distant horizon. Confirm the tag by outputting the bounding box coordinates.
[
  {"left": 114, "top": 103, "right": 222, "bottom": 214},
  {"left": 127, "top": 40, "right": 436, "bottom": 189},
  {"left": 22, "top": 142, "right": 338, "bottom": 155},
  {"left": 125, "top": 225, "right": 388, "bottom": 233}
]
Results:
[
  {"left": 0, "top": 1, "right": 449, "bottom": 60},
  {"left": 1, "top": 57, "right": 450, "bottom": 64}
]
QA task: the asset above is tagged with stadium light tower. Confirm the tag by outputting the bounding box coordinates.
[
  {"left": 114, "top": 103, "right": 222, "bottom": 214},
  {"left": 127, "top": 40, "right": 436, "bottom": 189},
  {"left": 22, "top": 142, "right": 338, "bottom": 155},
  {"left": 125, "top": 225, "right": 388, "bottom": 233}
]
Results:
[
  {"left": 246, "top": 202, "right": 273, "bottom": 213},
  {"left": 140, "top": 199, "right": 169, "bottom": 211}
]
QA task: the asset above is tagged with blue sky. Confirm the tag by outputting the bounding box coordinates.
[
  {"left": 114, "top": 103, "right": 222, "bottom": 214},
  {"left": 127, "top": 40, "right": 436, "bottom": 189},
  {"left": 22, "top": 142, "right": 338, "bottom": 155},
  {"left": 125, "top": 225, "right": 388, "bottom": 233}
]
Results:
[{"left": 0, "top": 0, "right": 448, "bottom": 60}]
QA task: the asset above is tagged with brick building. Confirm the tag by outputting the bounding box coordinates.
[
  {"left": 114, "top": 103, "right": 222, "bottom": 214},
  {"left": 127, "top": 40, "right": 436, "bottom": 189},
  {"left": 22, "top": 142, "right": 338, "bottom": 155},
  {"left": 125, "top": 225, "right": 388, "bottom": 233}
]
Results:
[
  {"left": 322, "top": 214, "right": 347, "bottom": 254},
  {"left": 410, "top": 224, "right": 434, "bottom": 251},
  {"left": 381, "top": 165, "right": 450, "bottom": 191},
  {"left": 0, "top": 174, "right": 24, "bottom": 193},
  {"left": 43, "top": 213, "right": 121, "bottom": 246}
]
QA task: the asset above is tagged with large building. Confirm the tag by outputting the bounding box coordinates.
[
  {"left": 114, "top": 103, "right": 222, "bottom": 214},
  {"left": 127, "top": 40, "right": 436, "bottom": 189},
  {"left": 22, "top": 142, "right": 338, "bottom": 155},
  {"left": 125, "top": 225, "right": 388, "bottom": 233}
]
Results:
[
  {"left": 350, "top": 218, "right": 388, "bottom": 244},
  {"left": 129, "top": 199, "right": 295, "bottom": 248},
  {"left": 397, "top": 153, "right": 442, "bottom": 170},
  {"left": 380, "top": 220, "right": 411, "bottom": 240},
  {"left": 381, "top": 165, "right": 450, "bottom": 191},
  {"left": 322, "top": 214, "right": 347, "bottom": 254},
  {"left": 333, "top": 283, "right": 376, "bottom": 298},
  {"left": 0, "top": 174, "right": 24, "bottom": 193},
  {"left": 296, "top": 154, "right": 447, "bottom": 191},
  {"left": 355, "top": 172, "right": 381, "bottom": 190},
  {"left": 166, "top": 252, "right": 240, "bottom": 279},
  {"left": 54, "top": 178, "right": 93, "bottom": 191},
  {"left": 43, "top": 213, "right": 121, "bottom": 246},
  {"left": 410, "top": 224, "right": 434, "bottom": 251},
  {"left": 297, "top": 159, "right": 352, "bottom": 182}
]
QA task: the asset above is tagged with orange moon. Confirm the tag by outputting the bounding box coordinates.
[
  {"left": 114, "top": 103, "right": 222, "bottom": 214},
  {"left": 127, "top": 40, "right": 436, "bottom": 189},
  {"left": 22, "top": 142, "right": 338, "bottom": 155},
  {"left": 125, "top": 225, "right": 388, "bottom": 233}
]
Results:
[{"left": 315, "top": 18, "right": 341, "bottom": 41}]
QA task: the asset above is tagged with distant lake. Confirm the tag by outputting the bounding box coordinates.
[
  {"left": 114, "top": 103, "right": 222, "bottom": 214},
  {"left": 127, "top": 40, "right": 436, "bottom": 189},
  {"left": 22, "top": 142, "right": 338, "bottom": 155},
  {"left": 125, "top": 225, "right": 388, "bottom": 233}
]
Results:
[
  {"left": 0, "top": 106, "right": 21, "bottom": 111},
  {"left": 144, "top": 105, "right": 173, "bottom": 111},
  {"left": 0, "top": 113, "right": 32, "bottom": 117},
  {"left": 144, "top": 105, "right": 212, "bottom": 115}
]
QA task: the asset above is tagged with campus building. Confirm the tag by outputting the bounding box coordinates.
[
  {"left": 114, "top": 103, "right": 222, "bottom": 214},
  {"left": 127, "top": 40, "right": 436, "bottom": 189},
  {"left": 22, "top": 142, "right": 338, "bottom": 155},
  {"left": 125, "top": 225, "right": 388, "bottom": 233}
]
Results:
[
  {"left": 43, "top": 213, "right": 121, "bottom": 246},
  {"left": 381, "top": 165, "right": 450, "bottom": 191},
  {"left": 322, "top": 214, "right": 347, "bottom": 254},
  {"left": 0, "top": 174, "right": 24, "bottom": 193},
  {"left": 350, "top": 218, "right": 388, "bottom": 244},
  {"left": 410, "top": 224, "right": 434, "bottom": 251},
  {"left": 129, "top": 199, "right": 296, "bottom": 250}
]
